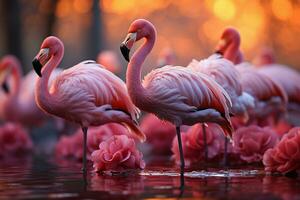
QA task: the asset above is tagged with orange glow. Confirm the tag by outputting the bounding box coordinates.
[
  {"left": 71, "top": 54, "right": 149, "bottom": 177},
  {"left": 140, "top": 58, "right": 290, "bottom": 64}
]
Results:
[
  {"left": 290, "top": 7, "right": 300, "bottom": 26},
  {"left": 201, "top": 19, "right": 224, "bottom": 41},
  {"left": 271, "top": 0, "right": 293, "bottom": 21},
  {"left": 213, "top": 0, "right": 236, "bottom": 21},
  {"left": 73, "top": 0, "right": 93, "bottom": 14},
  {"left": 55, "top": 0, "right": 72, "bottom": 18}
]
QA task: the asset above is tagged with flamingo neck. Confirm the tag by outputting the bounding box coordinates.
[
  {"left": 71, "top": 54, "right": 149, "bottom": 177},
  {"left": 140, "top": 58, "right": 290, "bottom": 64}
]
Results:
[
  {"left": 10, "top": 61, "right": 22, "bottom": 98},
  {"left": 223, "top": 38, "right": 243, "bottom": 64},
  {"left": 126, "top": 26, "right": 156, "bottom": 109},
  {"left": 36, "top": 47, "right": 63, "bottom": 115},
  {"left": 4, "top": 60, "right": 22, "bottom": 115}
]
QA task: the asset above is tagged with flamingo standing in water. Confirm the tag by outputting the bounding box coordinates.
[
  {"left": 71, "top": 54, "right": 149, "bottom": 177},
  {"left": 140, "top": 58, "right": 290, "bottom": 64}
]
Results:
[
  {"left": 215, "top": 28, "right": 287, "bottom": 126},
  {"left": 0, "top": 55, "right": 61, "bottom": 127},
  {"left": 119, "top": 19, "right": 233, "bottom": 179},
  {"left": 31, "top": 36, "right": 145, "bottom": 173},
  {"left": 187, "top": 42, "right": 254, "bottom": 163},
  {"left": 140, "top": 47, "right": 179, "bottom": 155},
  {"left": 253, "top": 48, "right": 300, "bottom": 125}
]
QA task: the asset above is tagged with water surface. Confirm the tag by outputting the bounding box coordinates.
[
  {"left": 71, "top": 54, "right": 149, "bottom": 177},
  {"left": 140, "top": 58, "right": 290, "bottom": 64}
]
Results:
[{"left": 0, "top": 156, "right": 299, "bottom": 200}]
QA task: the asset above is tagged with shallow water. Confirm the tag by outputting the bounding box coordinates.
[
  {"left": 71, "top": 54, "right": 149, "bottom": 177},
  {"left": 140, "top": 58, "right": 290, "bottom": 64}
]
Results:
[{"left": 0, "top": 156, "right": 299, "bottom": 200}]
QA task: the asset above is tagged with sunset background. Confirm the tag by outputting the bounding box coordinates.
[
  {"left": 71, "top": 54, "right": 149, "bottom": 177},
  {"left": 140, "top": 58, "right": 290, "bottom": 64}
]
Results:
[{"left": 0, "top": 0, "right": 299, "bottom": 78}]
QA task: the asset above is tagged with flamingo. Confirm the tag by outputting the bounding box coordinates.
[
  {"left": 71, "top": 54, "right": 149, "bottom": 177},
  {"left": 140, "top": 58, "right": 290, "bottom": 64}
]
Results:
[
  {"left": 253, "top": 48, "right": 300, "bottom": 125},
  {"left": 140, "top": 47, "right": 179, "bottom": 155},
  {"left": 0, "top": 55, "right": 61, "bottom": 127},
  {"left": 187, "top": 49, "right": 254, "bottom": 164},
  {"left": 119, "top": 19, "right": 233, "bottom": 180},
  {"left": 215, "top": 28, "right": 287, "bottom": 126},
  {"left": 31, "top": 36, "right": 145, "bottom": 173},
  {"left": 97, "top": 50, "right": 122, "bottom": 74}
]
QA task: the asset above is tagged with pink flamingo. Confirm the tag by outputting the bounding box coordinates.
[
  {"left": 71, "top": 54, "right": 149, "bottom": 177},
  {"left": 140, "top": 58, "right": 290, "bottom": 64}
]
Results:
[
  {"left": 187, "top": 46, "right": 254, "bottom": 163},
  {"left": 0, "top": 55, "right": 61, "bottom": 127},
  {"left": 215, "top": 28, "right": 287, "bottom": 125},
  {"left": 96, "top": 50, "right": 122, "bottom": 74},
  {"left": 140, "top": 47, "right": 178, "bottom": 155},
  {"left": 119, "top": 19, "right": 233, "bottom": 179},
  {"left": 31, "top": 36, "right": 145, "bottom": 173},
  {"left": 253, "top": 48, "right": 300, "bottom": 125}
]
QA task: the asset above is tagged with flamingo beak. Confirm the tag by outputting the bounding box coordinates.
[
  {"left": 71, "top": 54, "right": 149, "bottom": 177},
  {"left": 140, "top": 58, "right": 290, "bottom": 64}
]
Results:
[
  {"left": 0, "top": 67, "right": 11, "bottom": 94},
  {"left": 32, "top": 48, "right": 49, "bottom": 77},
  {"left": 120, "top": 32, "right": 137, "bottom": 62},
  {"left": 32, "top": 58, "right": 42, "bottom": 77},
  {"left": 1, "top": 81, "right": 9, "bottom": 94}
]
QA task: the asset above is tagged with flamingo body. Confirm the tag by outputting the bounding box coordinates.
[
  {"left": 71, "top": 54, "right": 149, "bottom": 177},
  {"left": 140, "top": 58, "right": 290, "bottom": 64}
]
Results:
[
  {"left": 49, "top": 61, "right": 140, "bottom": 129},
  {"left": 141, "top": 65, "right": 232, "bottom": 134},
  {"left": 188, "top": 54, "right": 254, "bottom": 118}
]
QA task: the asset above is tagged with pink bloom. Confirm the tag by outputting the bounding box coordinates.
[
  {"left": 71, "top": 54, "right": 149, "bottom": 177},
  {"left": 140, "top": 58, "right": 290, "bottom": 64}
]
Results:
[
  {"left": 0, "top": 123, "right": 32, "bottom": 158},
  {"left": 91, "top": 135, "right": 145, "bottom": 172},
  {"left": 55, "top": 123, "right": 128, "bottom": 161},
  {"left": 172, "top": 123, "right": 222, "bottom": 166},
  {"left": 233, "top": 125, "right": 279, "bottom": 163},
  {"left": 141, "top": 114, "right": 176, "bottom": 155},
  {"left": 263, "top": 127, "right": 300, "bottom": 174}
]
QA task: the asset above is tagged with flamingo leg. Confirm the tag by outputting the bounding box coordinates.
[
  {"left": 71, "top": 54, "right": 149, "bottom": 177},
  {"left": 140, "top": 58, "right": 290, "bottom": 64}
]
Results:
[
  {"left": 223, "top": 136, "right": 228, "bottom": 167},
  {"left": 201, "top": 123, "right": 208, "bottom": 162},
  {"left": 82, "top": 127, "right": 88, "bottom": 173},
  {"left": 176, "top": 126, "right": 185, "bottom": 190}
]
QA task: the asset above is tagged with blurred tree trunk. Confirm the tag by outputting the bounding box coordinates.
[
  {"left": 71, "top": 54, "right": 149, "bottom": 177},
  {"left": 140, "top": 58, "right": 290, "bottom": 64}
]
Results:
[
  {"left": 44, "top": 0, "right": 57, "bottom": 36},
  {"left": 3, "top": 0, "right": 22, "bottom": 61},
  {"left": 88, "top": 0, "right": 104, "bottom": 59}
]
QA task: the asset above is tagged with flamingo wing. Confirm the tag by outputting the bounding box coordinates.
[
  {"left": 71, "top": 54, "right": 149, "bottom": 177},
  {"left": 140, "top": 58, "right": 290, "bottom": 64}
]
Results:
[
  {"left": 258, "top": 64, "right": 300, "bottom": 103},
  {"left": 187, "top": 54, "right": 254, "bottom": 116},
  {"left": 143, "top": 65, "right": 232, "bottom": 124},
  {"left": 51, "top": 61, "right": 139, "bottom": 122},
  {"left": 237, "top": 63, "right": 287, "bottom": 103}
]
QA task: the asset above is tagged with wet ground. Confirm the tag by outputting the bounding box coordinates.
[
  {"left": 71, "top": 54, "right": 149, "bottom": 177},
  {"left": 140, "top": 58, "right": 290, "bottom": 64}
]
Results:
[{"left": 0, "top": 156, "right": 300, "bottom": 200}]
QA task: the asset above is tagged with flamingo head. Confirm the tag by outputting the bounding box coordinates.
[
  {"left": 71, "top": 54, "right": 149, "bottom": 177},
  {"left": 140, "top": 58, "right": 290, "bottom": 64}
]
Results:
[
  {"left": 120, "top": 19, "right": 156, "bottom": 62},
  {"left": 0, "top": 55, "right": 19, "bottom": 94},
  {"left": 32, "top": 36, "right": 63, "bottom": 77},
  {"left": 215, "top": 27, "right": 241, "bottom": 55},
  {"left": 120, "top": 32, "right": 137, "bottom": 62}
]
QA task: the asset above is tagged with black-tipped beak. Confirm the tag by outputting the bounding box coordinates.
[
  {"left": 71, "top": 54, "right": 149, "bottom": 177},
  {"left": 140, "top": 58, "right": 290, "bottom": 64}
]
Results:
[
  {"left": 1, "top": 81, "right": 9, "bottom": 94},
  {"left": 120, "top": 44, "right": 130, "bottom": 62},
  {"left": 32, "top": 58, "right": 42, "bottom": 77}
]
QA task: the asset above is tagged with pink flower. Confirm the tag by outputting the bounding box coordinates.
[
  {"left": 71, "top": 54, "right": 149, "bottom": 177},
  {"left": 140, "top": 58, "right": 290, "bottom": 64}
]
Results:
[
  {"left": 0, "top": 123, "right": 32, "bottom": 158},
  {"left": 141, "top": 114, "right": 176, "bottom": 155},
  {"left": 263, "top": 127, "right": 300, "bottom": 174},
  {"left": 55, "top": 123, "right": 129, "bottom": 161},
  {"left": 91, "top": 135, "right": 145, "bottom": 172},
  {"left": 172, "top": 123, "right": 222, "bottom": 166},
  {"left": 233, "top": 125, "right": 279, "bottom": 163}
]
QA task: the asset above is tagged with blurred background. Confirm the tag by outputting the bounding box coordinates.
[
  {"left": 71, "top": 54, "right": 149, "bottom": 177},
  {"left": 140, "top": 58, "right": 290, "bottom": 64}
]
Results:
[{"left": 0, "top": 0, "right": 300, "bottom": 79}]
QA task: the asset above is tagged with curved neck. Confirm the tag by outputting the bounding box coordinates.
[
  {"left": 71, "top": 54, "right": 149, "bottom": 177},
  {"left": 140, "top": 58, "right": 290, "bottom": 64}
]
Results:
[
  {"left": 223, "top": 38, "right": 243, "bottom": 64},
  {"left": 126, "top": 26, "right": 156, "bottom": 108},
  {"left": 4, "top": 60, "right": 22, "bottom": 113},
  {"left": 10, "top": 61, "right": 22, "bottom": 97},
  {"left": 36, "top": 46, "right": 63, "bottom": 114}
]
